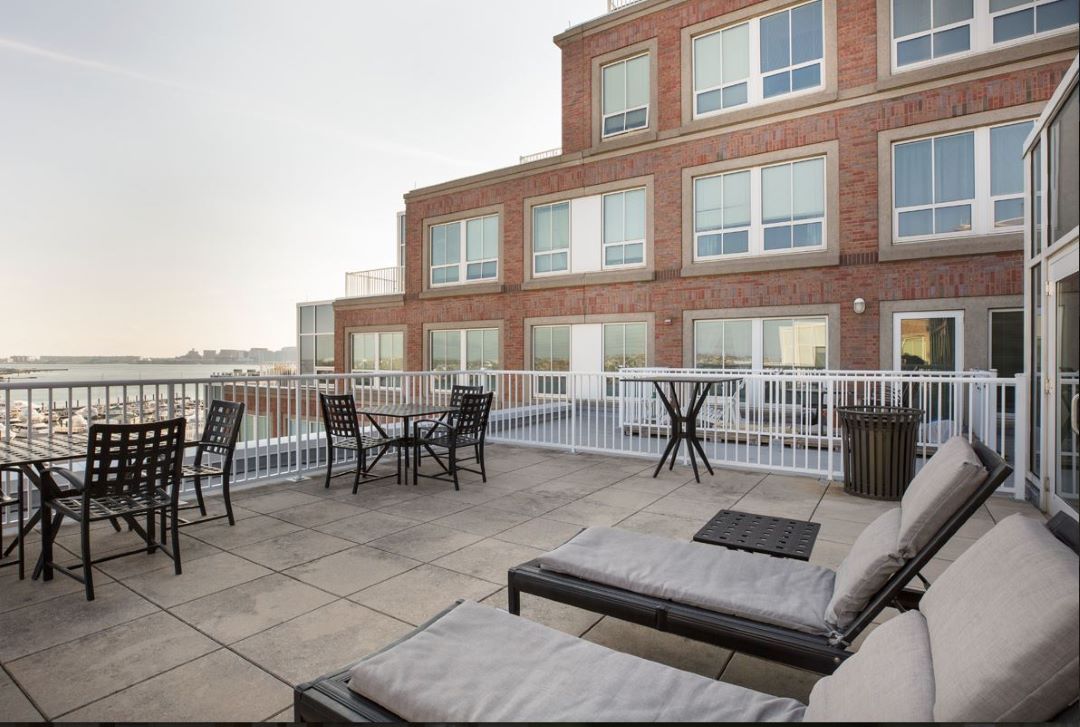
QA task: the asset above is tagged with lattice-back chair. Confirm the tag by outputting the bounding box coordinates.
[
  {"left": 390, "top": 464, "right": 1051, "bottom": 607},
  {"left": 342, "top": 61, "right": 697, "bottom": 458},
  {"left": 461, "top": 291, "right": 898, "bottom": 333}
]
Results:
[
  {"left": 178, "top": 400, "right": 244, "bottom": 527},
  {"left": 412, "top": 391, "right": 493, "bottom": 490},
  {"left": 320, "top": 393, "right": 400, "bottom": 494},
  {"left": 443, "top": 384, "right": 483, "bottom": 426},
  {"left": 40, "top": 418, "right": 187, "bottom": 601}
]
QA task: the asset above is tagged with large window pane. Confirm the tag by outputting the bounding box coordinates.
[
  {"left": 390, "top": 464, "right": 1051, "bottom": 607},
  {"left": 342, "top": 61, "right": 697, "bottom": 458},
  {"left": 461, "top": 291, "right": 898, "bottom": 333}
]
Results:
[
  {"left": 315, "top": 335, "right": 334, "bottom": 369},
  {"left": 790, "top": 1, "right": 823, "bottom": 64},
  {"left": 791, "top": 158, "right": 824, "bottom": 220},
  {"left": 603, "top": 192, "right": 624, "bottom": 244},
  {"left": 762, "top": 164, "right": 792, "bottom": 223},
  {"left": 379, "top": 332, "right": 403, "bottom": 371},
  {"left": 724, "top": 171, "right": 751, "bottom": 227},
  {"left": 694, "top": 320, "right": 753, "bottom": 368},
  {"left": 760, "top": 10, "right": 790, "bottom": 73},
  {"left": 763, "top": 318, "right": 828, "bottom": 369},
  {"left": 723, "top": 24, "right": 750, "bottom": 82},
  {"left": 352, "top": 333, "right": 376, "bottom": 371},
  {"left": 1050, "top": 86, "right": 1079, "bottom": 242},
  {"left": 934, "top": 132, "right": 975, "bottom": 203},
  {"left": 625, "top": 55, "right": 649, "bottom": 109},
  {"left": 624, "top": 189, "right": 646, "bottom": 240},
  {"left": 299, "top": 305, "right": 315, "bottom": 335},
  {"left": 695, "top": 176, "right": 723, "bottom": 232},
  {"left": 551, "top": 203, "right": 570, "bottom": 249},
  {"left": 894, "top": 0, "right": 932, "bottom": 37},
  {"left": 602, "top": 62, "right": 625, "bottom": 115},
  {"left": 894, "top": 139, "right": 933, "bottom": 207},
  {"left": 1037, "top": 0, "right": 1079, "bottom": 32},
  {"left": 933, "top": 0, "right": 973, "bottom": 26},
  {"left": 990, "top": 121, "right": 1033, "bottom": 196},
  {"left": 694, "top": 32, "right": 723, "bottom": 90}
]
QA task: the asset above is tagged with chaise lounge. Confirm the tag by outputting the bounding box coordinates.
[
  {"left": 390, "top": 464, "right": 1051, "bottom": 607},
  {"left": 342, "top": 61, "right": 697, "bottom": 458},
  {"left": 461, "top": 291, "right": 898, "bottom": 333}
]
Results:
[
  {"left": 507, "top": 436, "right": 1011, "bottom": 673},
  {"left": 295, "top": 512, "right": 1079, "bottom": 722}
]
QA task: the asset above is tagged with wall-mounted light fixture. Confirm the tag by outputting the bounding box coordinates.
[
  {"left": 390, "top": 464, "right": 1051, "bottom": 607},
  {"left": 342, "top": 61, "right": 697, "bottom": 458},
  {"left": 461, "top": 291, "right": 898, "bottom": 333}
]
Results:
[{"left": 853, "top": 298, "right": 866, "bottom": 315}]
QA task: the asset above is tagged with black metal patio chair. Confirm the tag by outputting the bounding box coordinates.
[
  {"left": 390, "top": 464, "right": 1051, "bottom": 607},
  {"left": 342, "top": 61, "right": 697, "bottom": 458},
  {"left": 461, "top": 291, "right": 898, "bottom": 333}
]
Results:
[
  {"left": 412, "top": 391, "right": 493, "bottom": 490},
  {"left": 0, "top": 472, "right": 24, "bottom": 579},
  {"left": 320, "top": 393, "right": 400, "bottom": 493},
  {"left": 40, "top": 418, "right": 187, "bottom": 601},
  {"left": 177, "top": 400, "right": 244, "bottom": 527}
]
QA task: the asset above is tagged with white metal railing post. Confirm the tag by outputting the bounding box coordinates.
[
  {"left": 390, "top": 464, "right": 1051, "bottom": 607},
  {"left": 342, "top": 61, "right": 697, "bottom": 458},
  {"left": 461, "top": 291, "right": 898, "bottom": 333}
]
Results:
[
  {"left": 1012, "top": 373, "right": 1029, "bottom": 502},
  {"left": 569, "top": 374, "right": 577, "bottom": 454},
  {"left": 826, "top": 377, "right": 836, "bottom": 481}
]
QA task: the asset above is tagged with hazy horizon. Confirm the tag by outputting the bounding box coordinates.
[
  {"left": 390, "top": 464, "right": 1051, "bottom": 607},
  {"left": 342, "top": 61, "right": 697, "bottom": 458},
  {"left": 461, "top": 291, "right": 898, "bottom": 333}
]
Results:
[{"left": 0, "top": 0, "right": 606, "bottom": 358}]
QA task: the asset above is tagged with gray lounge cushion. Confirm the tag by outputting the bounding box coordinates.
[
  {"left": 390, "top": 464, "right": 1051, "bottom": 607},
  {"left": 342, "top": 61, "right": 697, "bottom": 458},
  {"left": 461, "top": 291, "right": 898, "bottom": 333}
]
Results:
[
  {"left": 920, "top": 514, "right": 1080, "bottom": 722},
  {"left": 897, "top": 436, "right": 987, "bottom": 557},
  {"left": 803, "top": 609, "right": 934, "bottom": 722},
  {"left": 539, "top": 527, "right": 836, "bottom": 635},
  {"left": 347, "top": 600, "right": 806, "bottom": 722},
  {"left": 824, "top": 508, "right": 904, "bottom": 629}
]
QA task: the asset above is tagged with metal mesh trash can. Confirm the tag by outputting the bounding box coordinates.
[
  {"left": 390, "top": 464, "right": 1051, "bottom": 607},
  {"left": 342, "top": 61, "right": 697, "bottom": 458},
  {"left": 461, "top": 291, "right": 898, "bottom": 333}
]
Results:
[{"left": 837, "top": 406, "right": 923, "bottom": 500}]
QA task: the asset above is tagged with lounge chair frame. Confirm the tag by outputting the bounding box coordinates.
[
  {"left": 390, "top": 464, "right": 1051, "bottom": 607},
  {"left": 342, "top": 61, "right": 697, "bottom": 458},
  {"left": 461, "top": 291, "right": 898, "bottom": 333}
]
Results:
[
  {"left": 507, "top": 439, "right": 1012, "bottom": 674},
  {"left": 293, "top": 512, "right": 1079, "bottom": 723}
]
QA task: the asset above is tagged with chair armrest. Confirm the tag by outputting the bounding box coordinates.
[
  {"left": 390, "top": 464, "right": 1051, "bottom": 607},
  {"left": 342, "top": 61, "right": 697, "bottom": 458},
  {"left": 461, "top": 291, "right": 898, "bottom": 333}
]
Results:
[{"left": 44, "top": 466, "right": 86, "bottom": 493}]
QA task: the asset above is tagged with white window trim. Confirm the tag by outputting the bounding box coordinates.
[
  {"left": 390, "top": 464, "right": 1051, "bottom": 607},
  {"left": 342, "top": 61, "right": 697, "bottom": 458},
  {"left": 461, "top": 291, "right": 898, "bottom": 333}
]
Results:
[
  {"left": 892, "top": 120, "right": 1034, "bottom": 244},
  {"left": 891, "top": 0, "right": 1079, "bottom": 74},
  {"left": 601, "top": 53, "right": 651, "bottom": 139},
  {"left": 429, "top": 214, "right": 499, "bottom": 288},
  {"left": 533, "top": 201, "right": 572, "bottom": 277},
  {"left": 693, "top": 156, "right": 827, "bottom": 262},
  {"left": 892, "top": 310, "right": 965, "bottom": 371},
  {"left": 429, "top": 327, "right": 500, "bottom": 392},
  {"left": 602, "top": 188, "right": 648, "bottom": 271},
  {"left": 692, "top": 315, "right": 830, "bottom": 370},
  {"left": 691, "top": 0, "right": 825, "bottom": 121},
  {"left": 350, "top": 331, "right": 404, "bottom": 389}
]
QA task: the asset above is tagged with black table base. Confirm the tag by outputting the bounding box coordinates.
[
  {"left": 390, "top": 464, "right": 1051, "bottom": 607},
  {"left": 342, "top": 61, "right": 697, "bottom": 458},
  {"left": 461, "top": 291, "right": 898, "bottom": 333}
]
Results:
[{"left": 651, "top": 380, "right": 715, "bottom": 483}]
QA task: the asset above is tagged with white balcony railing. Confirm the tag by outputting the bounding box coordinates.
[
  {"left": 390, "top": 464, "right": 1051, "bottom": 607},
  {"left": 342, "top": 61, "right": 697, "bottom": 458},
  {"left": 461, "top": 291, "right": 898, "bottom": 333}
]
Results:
[
  {"left": 345, "top": 266, "right": 404, "bottom": 298},
  {"left": 520, "top": 147, "right": 563, "bottom": 164},
  {"left": 608, "top": 0, "right": 648, "bottom": 11},
  {"left": 2, "top": 367, "right": 1030, "bottom": 533}
]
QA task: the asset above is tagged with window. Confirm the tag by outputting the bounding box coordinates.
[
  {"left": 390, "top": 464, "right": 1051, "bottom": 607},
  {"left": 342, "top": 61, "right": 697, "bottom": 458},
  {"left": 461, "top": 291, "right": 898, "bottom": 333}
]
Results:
[
  {"left": 298, "top": 303, "right": 334, "bottom": 374},
  {"left": 694, "top": 316, "right": 827, "bottom": 369},
  {"left": 694, "top": 156, "right": 825, "bottom": 260},
  {"left": 602, "top": 54, "right": 649, "bottom": 137},
  {"left": 603, "top": 322, "right": 647, "bottom": 395},
  {"left": 602, "top": 188, "right": 646, "bottom": 268},
  {"left": 350, "top": 331, "right": 404, "bottom": 388},
  {"left": 532, "top": 325, "right": 571, "bottom": 395},
  {"left": 892, "top": 0, "right": 1078, "bottom": 70},
  {"left": 893, "top": 121, "right": 1034, "bottom": 241},
  {"left": 692, "top": 0, "right": 823, "bottom": 118},
  {"left": 1031, "top": 140, "right": 1042, "bottom": 255},
  {"left": 1049, "top": 85, "right": 1079, "bottom": 244},
  {"left": 533, "top": 202, "right": 570, "bottom": 275},
  {"left": 396, "top": 211, "right": 406, "bottom": 269},
  {"left": 429, "top": 328, "right": 499, "bottom": 391},
  {"left": 429, "top": 214, "right": 499, "bottom": 286},
  {"left": 893, "top": 311, "right": 963, "bottom": 370}
]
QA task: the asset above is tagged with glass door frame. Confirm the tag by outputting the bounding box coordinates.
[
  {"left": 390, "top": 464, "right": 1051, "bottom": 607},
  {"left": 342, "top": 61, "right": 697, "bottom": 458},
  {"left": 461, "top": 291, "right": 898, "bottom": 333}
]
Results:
[{"left": 1046, "top": 243, "right": 1079, "bottom": 518}]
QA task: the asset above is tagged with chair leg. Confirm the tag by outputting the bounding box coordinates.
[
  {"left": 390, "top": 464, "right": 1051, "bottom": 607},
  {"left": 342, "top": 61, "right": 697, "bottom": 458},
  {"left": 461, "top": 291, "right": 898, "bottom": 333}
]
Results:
[
  {"left": 146, "top": 507, "right": 156, "bottom": 555},
  {"left": 40, "top": 501, "right": 54, "bottom": 582},
  {"left": 80, "top": 519, "right": 94, "bottom": 601},
  {"left": 109, "top": 517, "right": 122, "bottom": 532},
  {"left": 508, "top": 582, "right": 521, "bottom": 615},
  {"left": 477, "top": 443, "right": 487, "bottom": 483},
  {"left": 17, "top": 489, "right": 25, "bottom": 580},
  {"left": 413, "top": 441, "right": 419, "bottom": 486},
  {"left": 193, "top": 476, "right": 207, "bottom": 516},
  {"left": 222, "top": 473, "right": 235, "bottom": 526},
  {"left": 450, "top": 448, "right": 460, "bottom": 491},
  {"left": 324, "top": 446, "right": 333, "bottom": 488},
  {"left": 353, "top": 450, "right": 364, "bottom": 495},
  {"left": 170, "top": 505, "right": 182, "bottom": 575}
]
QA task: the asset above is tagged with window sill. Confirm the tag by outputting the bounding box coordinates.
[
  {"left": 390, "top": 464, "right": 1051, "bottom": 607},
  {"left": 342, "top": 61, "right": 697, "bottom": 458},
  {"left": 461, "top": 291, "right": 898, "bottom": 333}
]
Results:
[
  {"left": 681, "top": 248, "right": 838, "bottom": 277},
  {"left": 589, "top": 127, "right": 659, "bottom": 157},
  {"left": 521, "top": 269, "right": 654, "bottom": 290},
  {"left": 878, "top": 232, "right": 1023, "bottom": 261},
  {"left": 418, "top": 282, "right": 504, "bottom": 299}
]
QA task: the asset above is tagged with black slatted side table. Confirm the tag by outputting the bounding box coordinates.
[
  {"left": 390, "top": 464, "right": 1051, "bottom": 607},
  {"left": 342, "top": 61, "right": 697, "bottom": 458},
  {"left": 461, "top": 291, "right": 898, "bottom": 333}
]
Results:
[{"left": 693, "top": 510, "right": 820, "bottom": 561}]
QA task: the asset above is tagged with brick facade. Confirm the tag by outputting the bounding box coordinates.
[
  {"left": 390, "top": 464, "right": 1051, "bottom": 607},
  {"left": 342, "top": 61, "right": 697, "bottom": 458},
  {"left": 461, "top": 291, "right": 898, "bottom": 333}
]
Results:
[{"left": 334, "top": 0, "right": 1076, "bottom": 373}]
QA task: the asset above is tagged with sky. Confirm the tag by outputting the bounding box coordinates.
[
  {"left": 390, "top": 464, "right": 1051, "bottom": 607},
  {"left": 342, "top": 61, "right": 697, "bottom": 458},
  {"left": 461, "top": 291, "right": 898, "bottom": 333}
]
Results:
[{"left": 0, "top": 0, "right": 606, "bottom": 357}]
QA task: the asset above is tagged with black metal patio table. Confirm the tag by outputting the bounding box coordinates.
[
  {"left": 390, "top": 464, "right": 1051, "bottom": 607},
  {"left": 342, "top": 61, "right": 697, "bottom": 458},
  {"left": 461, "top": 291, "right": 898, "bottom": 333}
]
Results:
[
  {"left": 357, "top": 403, "right": 458, "bottom": 485},
  {"left": 621, "top": 375, "right": 742, "bottom": 484}
]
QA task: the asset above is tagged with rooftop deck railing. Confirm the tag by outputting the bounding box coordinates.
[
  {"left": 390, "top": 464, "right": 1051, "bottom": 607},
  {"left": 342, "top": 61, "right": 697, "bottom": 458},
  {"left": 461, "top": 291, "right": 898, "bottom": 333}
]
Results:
[
  {"left": 1, "top": 367, "right": 1031, "bottom": 531},
  {"left": 344, "top": 266, "right": 404, "bottom": 298},
  {"left": 520, "top": 147, "right": 563, "bottom": 164}
]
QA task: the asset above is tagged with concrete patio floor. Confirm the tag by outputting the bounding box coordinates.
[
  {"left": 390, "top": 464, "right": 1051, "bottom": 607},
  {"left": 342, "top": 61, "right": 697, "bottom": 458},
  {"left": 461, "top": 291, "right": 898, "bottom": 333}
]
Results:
[{"left": 0, "top": 444, "right": 1042, "bottom": 721}]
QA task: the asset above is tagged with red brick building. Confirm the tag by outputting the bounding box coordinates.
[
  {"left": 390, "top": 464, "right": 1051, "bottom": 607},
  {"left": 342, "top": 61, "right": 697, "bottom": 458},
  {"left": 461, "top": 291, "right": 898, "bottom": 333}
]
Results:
[{"left": 331, "top": 0, "right": 1077, "bottom": 380}]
